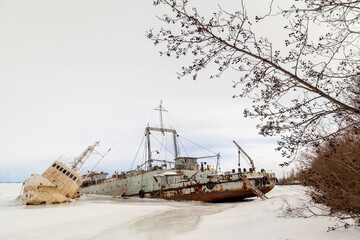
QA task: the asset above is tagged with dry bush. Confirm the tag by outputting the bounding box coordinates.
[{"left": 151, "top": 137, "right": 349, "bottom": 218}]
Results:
[{"left": 299, "top": 132, "right": 360, "bottom": 223}]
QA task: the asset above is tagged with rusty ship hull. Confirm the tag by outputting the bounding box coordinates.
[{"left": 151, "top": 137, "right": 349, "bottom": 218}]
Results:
[{"left": 81, "top": 169, "right": 276, "bottom": 202}]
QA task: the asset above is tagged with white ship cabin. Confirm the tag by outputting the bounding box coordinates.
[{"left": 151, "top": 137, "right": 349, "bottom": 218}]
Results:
[
  {"left": 42, "top": 161, "right": 82, "bottom": 198},
  {"left": 174, "top": 157, "right": 199, "bottom": 170},
  {"left": 81, "top": 172, "right": 109, "bottom": 187}
]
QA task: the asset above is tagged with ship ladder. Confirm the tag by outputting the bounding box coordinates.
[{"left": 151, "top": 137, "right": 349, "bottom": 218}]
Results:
[{"left": 241, "top": 175, "right": 268, "bottom": 200}]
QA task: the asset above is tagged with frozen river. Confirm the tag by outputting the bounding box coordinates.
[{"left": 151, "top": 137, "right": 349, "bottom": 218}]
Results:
[{"left": 0, "top": 183, "right": 358, "bottom": 240}]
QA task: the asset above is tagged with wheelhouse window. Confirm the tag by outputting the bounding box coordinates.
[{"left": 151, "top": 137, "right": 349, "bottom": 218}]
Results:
[
  {"left": 59, "top": 167, "right": 64, "bottom": 171},
  {"left": 52, "top": 163, "right": 57, "bottom": 167},
  {"left": 69, "top": 174, "right": 74, "bottom": 178},
  {"left": 56, "top": 165, "right": 60, "bottom": 169},
  {"left": 63, "top": 169, "right": 67, "bottom": 174},
  {"left": 73, "top": 176, "right": 77, "bottom": 181},
  {"left": 66, "top": 172, "right": 70, "bottom": 176}
]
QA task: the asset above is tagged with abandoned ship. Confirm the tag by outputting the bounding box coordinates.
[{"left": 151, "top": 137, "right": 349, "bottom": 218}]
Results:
[
  {"left": 19, "top": 141, "right": 100, "bottom": 205},
  {"left": 81, "top": 103, "right": 276, "bottom": 202}
]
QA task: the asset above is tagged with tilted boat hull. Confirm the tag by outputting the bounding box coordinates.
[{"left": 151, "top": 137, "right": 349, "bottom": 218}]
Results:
[
  {"left": 20, "top": 161, "right": 83, "bottom": 205},
  {"left": 19, "top": 174, "right": 69, "bottom": 205}
]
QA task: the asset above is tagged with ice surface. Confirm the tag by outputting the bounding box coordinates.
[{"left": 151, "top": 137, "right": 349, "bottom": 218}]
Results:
[{"left": 0, "top": 183, "right": 358, "bottom": 240}]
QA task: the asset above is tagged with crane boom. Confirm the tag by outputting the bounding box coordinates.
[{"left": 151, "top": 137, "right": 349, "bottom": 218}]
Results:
[
  {"left": 71, "top": 141, "right": 100, "bottom": 171},
  {"left": 233, "top": 140, "right": 255, "bottom": 170}
]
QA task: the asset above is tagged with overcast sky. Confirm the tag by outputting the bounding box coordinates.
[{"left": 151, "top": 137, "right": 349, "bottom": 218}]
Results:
[{"left": 0, "top": 0, "right": 292, "bottom": 182}]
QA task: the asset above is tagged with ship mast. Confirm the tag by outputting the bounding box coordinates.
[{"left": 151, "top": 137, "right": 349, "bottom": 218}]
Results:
[
  {"left": 146, "top": 102, "right": 178, "bottom": 170},
  {"left": 71, "top": 141, "right": 100, "bottom": 171},
  {"left": 154, "top": 100, "right": 167, "bottom": 134}
]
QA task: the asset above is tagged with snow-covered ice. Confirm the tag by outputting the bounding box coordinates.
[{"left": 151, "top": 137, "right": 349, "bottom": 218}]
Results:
[{"left": 0, "top": 183, "right": 358, "bottom": 240}]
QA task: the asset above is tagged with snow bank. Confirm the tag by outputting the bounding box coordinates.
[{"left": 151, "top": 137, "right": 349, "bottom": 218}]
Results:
[
  {"left": 0, "top": 184, "right": 358, "bottom": 240},
  {"left": 172, "top": 185, "right": 360, "bottom": 240}
]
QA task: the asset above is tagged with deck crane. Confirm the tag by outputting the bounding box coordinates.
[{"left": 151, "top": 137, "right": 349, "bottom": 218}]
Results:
[{"left": 233, "top": 140, "right": 255, "bottom": 171}]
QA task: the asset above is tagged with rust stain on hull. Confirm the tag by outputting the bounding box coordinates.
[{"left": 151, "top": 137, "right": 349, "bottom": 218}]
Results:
[
  {"left": 128, "top": 179, "right": 275, "bottom": 202},
  {"left": 164, "top": 186, "right": 275, "bottom": 202}
]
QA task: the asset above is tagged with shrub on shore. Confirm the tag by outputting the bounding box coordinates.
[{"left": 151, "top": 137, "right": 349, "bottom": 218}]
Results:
[{"left": 299, "top": 133, "right": 360, "bottom": 223}]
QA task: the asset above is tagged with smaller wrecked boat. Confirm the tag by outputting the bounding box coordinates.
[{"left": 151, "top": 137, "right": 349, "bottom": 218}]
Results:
[{"left": 19, "top": 141, "right": 100, "bottom": 205}]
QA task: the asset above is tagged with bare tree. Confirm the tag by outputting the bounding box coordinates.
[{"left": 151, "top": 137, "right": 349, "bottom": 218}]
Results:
[{"left": 147, "top": 0, "right": 360, "bottom": 162}]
